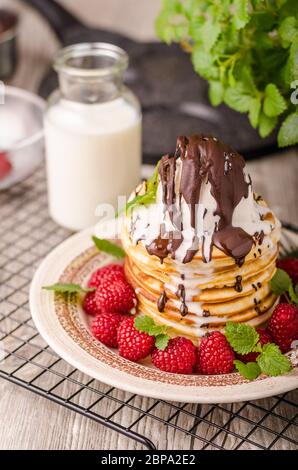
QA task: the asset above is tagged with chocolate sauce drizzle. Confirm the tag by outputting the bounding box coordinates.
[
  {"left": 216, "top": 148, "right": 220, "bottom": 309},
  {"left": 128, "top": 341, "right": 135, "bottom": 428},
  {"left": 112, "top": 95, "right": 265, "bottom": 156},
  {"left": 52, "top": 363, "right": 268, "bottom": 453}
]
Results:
[
  {"left": 157, "top": 291, "right": 168, "bottom": 313},
  {"left": 234, "top": 275, "right": 243, "bottom": 293},
  {"left": 146, "top": 134, "right": 260, "bottom": 265},
  {"left": 176, "top": 284, "right": 188, "bottom": 317}
]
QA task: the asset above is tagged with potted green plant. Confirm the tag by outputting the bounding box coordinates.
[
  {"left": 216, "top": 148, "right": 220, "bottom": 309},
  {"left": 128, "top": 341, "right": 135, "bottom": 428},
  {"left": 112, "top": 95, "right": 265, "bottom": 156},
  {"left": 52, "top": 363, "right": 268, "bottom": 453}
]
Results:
[{"left": 156, "top": 0, "right": 298, "bottom": 147}]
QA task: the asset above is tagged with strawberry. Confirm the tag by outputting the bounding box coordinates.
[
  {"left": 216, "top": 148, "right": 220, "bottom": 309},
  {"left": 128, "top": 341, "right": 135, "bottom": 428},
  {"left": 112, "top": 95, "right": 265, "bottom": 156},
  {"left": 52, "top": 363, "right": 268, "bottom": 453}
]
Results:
[
  {"left": 95, "top": 278, "right": 136, "bottom": 313},
  {"left": 88, "top": 264, "right": 125, "bottom": 288},
  {"left": 268, "top": 303, "right": 298, "bottom": 353},
  {"left": 92, "top": 311, "right": 126, "bottom": 348},
  {"left": 151, "top": 336, "right": 196, "bottom": 374},
  {"left": 117, "top": 316, "right": 154, "bottom": 361},
  {"left": 236, "top": 328, "right": 272, "bottom": 363},
  {"left": 82, "top": 291, "right": 101, "bottom": 316},
  {"left": 277, "top": 258, "right": 298, "bottom": 285},
  {"left": 197, "top": 331, "right": 235, "bottom": 375}
]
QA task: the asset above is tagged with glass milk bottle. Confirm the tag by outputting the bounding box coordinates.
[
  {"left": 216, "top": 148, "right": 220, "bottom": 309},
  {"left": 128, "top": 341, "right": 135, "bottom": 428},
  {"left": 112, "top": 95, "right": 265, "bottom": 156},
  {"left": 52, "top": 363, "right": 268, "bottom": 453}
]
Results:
[{"left": 44, "top": 43, "right": 141, "bottom": 231}]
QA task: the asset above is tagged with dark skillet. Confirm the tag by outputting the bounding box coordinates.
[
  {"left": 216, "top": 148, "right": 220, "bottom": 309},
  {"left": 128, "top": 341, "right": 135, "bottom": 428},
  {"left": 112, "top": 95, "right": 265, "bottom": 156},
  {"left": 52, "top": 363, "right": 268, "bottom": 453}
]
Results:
[{"left": 22, "top": 0, "right": 285, "bottom": 165}]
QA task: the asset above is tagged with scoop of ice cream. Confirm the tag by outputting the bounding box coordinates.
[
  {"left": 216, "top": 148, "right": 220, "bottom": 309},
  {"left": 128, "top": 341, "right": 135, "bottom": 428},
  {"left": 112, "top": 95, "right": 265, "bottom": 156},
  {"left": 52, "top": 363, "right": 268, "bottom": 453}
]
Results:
[{"left": 127, "top": 134, "right": 279, "bottom": 264}]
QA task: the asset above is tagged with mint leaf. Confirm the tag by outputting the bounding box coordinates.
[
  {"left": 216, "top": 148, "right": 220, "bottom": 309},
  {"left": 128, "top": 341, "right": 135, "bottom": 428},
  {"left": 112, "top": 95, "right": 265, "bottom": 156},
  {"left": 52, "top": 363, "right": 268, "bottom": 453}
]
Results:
[
  {"left": 234, "top": 360, "right": 261, "bottom": 381},
  {"left": 278, "top": 17, "right": 298, "bottom": 48},
  {"left": 225, "top": 322, "right": 260, "bottom": 355},
  {"left": 134, "top": 315, "right": 168, "bottom": 336},
  {"left": 134, "top": 315, "right": 170, "bottom": 349},
  {"left": 233, "top": 0, "right": 250, "bottom": 30},
  {"left": 201, "top": 20, "right": 221, "bottom": 52},
  {"left": 248, "top": 98, "right": 261, "bottom": 128},
  {"left": 134, "top": 315, "right": 155, "bottom": 333},
  {"left": 257, "top": 343, "right": 292, "bottom": 377},
  {"left": 289, "top": 284, "right": 298, "bottom": 306},
  {"left": 263, "top": 84, "right": 287, "bottom": 117},
  {"left": 155, "top": 334, "right": 170, "bottom": 350},
  {"left": 43, "top": 283, "right": 94, "bottom": 294},
  {"left": 117, "top": 162, "right": 160, "bottom": 217},
  {"left": 208, "top": 81, "right": 224, "bottom": 106},
  {"left": 192, "top": 47, "right": 218, "bottom": 80},
  {"left": 92, "top": 237, "right": 125, "bottom": 259},
  {"left": 278, "top": 113, "right": 298, "bottom": 147},
  {"left": 270, "top": 268, "right": 292, "bottom": 295},
  {"left": 258, "top": 112, "right": 277, "bottom": 138},
  {"left": 224, "top": 84, "right": 253, "bottom": 113}
]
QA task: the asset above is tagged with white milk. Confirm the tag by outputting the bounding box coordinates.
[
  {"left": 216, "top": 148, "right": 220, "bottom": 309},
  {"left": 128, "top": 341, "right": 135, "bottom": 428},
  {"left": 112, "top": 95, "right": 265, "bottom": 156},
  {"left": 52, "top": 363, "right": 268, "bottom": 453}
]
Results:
[{"left": 44, "top": 97, "right": 141, "bottom": 231}]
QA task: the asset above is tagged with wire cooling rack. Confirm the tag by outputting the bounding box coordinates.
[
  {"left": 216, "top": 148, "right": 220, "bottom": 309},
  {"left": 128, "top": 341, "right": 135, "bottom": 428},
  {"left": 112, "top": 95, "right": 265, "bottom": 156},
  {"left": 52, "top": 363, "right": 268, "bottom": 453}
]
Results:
[{"left": 0, "top": 166, "right": 297, "bottom": 450}]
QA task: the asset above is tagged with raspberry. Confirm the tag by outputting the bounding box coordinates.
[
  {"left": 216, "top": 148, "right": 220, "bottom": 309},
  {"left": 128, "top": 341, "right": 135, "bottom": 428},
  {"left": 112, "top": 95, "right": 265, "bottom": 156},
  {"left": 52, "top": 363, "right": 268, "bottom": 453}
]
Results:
[
  {"left": 0, "top": 151, "right": 12, "bottom": 180},
  {"left": 277, "top": 258, "right": 298, "bottom": 285},
  {"left": 151, "top": 337, "right": 196, "bottom": 374},
  {"left": 95, "top": 278, "right": 136, "bottom": 313},
  {"left": 117, "top": 317, "right": 154, "bottom": 361},
  {"left": 268, "top": 303, "right": 298, "bottom": 353},
  {"left": 197, "top": 331, "right": 235, "bottom": 375},
  {"left": 88, "top": 264, "right": 125, "bottom": 288},
  {"left": 82, "top": 291, "right": 101, "bottom": 316},
  {"left": 236, "top": 328, "right": 272, "bottom": 363},
  {"left": 92, "top": 312, "right": 126, "bottom": 348}
]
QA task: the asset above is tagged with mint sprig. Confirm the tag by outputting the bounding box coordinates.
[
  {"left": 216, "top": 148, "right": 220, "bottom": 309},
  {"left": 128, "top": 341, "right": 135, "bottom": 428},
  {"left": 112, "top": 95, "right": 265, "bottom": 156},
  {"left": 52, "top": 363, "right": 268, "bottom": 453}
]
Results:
[
  {"left": 43, "top": 283, "right": 94, "bottom": 294},
  {"left": 225, "top": 322, "right": 261, "bottom": 355},
  {"left": 92, "top": 236, "right": 125, "bottom": 259},
  {"left": 225, "top": 321, "right": 293, "bottom": 380},
  {"left": 134, "top": 315, "right": 170, "bottom": 350},
  {"left": 156, "top": 1, "right": 298, "bottom": 147},
  {"left": 270, "top": 268, "right": 298, "bottom": 307},
  {"left": 117, "top": 162, "right": 160, "bottom": 217}
]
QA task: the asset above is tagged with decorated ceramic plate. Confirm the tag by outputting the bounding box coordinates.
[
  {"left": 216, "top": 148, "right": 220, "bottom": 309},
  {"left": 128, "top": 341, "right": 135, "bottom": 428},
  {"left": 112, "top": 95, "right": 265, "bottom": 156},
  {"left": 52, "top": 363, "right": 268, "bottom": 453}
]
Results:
[{"left": 29, "top": 227, "right": 298, "bottom": 404}]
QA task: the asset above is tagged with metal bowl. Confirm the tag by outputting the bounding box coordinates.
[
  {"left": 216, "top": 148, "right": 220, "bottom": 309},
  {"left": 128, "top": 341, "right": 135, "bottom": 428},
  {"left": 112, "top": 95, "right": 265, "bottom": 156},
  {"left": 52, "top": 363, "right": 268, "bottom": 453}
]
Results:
[{"left": 0, "top": 86, "right": 45, "bottom": 190}]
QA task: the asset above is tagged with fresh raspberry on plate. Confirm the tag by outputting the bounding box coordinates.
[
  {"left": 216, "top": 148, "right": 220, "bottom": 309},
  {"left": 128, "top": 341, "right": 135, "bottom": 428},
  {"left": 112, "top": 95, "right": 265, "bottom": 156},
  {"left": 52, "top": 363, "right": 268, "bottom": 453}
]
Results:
[
  {"left": 0, "top": 151, "right": 12, "bottom": 180},
  {"left": 277, "top": 258, "right": 298, "bottom": 285},
  {"left": 117, "top": 316, "right": 154, "bottom": 361},
  {"left": 268, "top": 303, "right": 298, "bottom": 353},
  {"left": 82, "top": 291, "right": 101, "bottom": 316},
  {"left": 197, "top": 331, "right": 235, "bottom": 375},
  {"left": 151, "top": 336, "right": 196, "bottom": 374},
  {"left": 236, "top": 328, "right": 272, "bottom": 363},
  {"left": 88, "top": 264, "right": 125, "bottom": 288},
  {"left": 92, "top": 311, "right": 126, "bottom": 348},
  {"left": 95, "top": 278, "right": 136, "bottom": 313}
]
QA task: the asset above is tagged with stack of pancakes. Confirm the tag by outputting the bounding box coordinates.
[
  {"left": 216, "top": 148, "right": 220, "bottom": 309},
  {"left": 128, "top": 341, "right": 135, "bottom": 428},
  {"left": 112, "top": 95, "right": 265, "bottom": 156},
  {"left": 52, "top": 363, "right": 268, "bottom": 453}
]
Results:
[{"left": 121, "top": 135, "right": 281, "bottom": 343}]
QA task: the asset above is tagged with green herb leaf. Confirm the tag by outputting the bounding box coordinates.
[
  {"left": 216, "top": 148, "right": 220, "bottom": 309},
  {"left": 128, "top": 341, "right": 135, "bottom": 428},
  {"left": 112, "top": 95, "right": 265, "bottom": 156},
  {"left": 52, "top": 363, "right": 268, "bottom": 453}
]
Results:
[
  {"left": 233, "top": 0, "right": 250, "bottom": 30},
  {"left": 224, "top": 83, "right": 253, "bottom": 113},
  {"left": 117, "top": 163, "right": 160, "bottom": 217},
  {"left": 278, "top": 17, "right": 298, "bottom": 48},
  {"left": 155, "top": 334, "right": 170, "bottom": 350},
  {"left": 134, "top": 315, "right": 155, "bottom": 333},
  {"left": 263, "top": 84, "right": 287, "bottom": 117},
  {"left": 208, "top": 81, "right": 224, "bottom": 106},
  {"left": 134, "top": 315, "right": 170, "bottom": 349},
  {"left": 278, "top": 113, "right": 298, "bottom": 147},
  {"left": 43, "top": 283, "right": 94, "bottom": 294},
  {"left": 225, "top": 322, "right": 260, "bottom": 354},
  {"left": 92, "top": 236, "right": 125, "bottom": 259},
  {"left": 289, "top": 284, "right": 298, "bottom": 306},
  {"left": 270, "top": 268, "right": 292, "bottom": 295},
  {"left": 234, "top": 360, "right": 261, "bottom": 381},
  {"left": 257, "top": 343, "right": 292, "bottom": 377},
  {"left": 248, "top": 98, "right": 261, "bottom": 128},
  {"left": 258, "top": 112, "right": 278, "bottom": 138}
]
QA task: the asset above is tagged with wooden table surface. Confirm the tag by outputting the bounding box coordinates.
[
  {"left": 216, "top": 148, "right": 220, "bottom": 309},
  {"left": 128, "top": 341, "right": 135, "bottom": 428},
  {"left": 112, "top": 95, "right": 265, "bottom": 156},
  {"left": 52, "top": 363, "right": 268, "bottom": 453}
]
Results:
[{"left": 0, "top": 0, "right": 297, "bottom": 450}]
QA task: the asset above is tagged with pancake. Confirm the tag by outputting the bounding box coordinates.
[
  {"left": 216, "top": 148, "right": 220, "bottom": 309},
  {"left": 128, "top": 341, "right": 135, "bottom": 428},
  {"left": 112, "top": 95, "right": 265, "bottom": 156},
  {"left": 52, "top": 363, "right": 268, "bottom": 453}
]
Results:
[{"left": 120, "top": 134, "right": 281, "bottom": 344}]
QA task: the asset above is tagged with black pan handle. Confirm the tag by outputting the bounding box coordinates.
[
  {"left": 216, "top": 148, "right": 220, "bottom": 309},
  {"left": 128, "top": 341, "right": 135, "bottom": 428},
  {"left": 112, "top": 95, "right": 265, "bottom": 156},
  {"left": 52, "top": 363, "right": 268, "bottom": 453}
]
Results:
[{"left": 21, "top": 0, "right": 83, "bottom": 42}]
